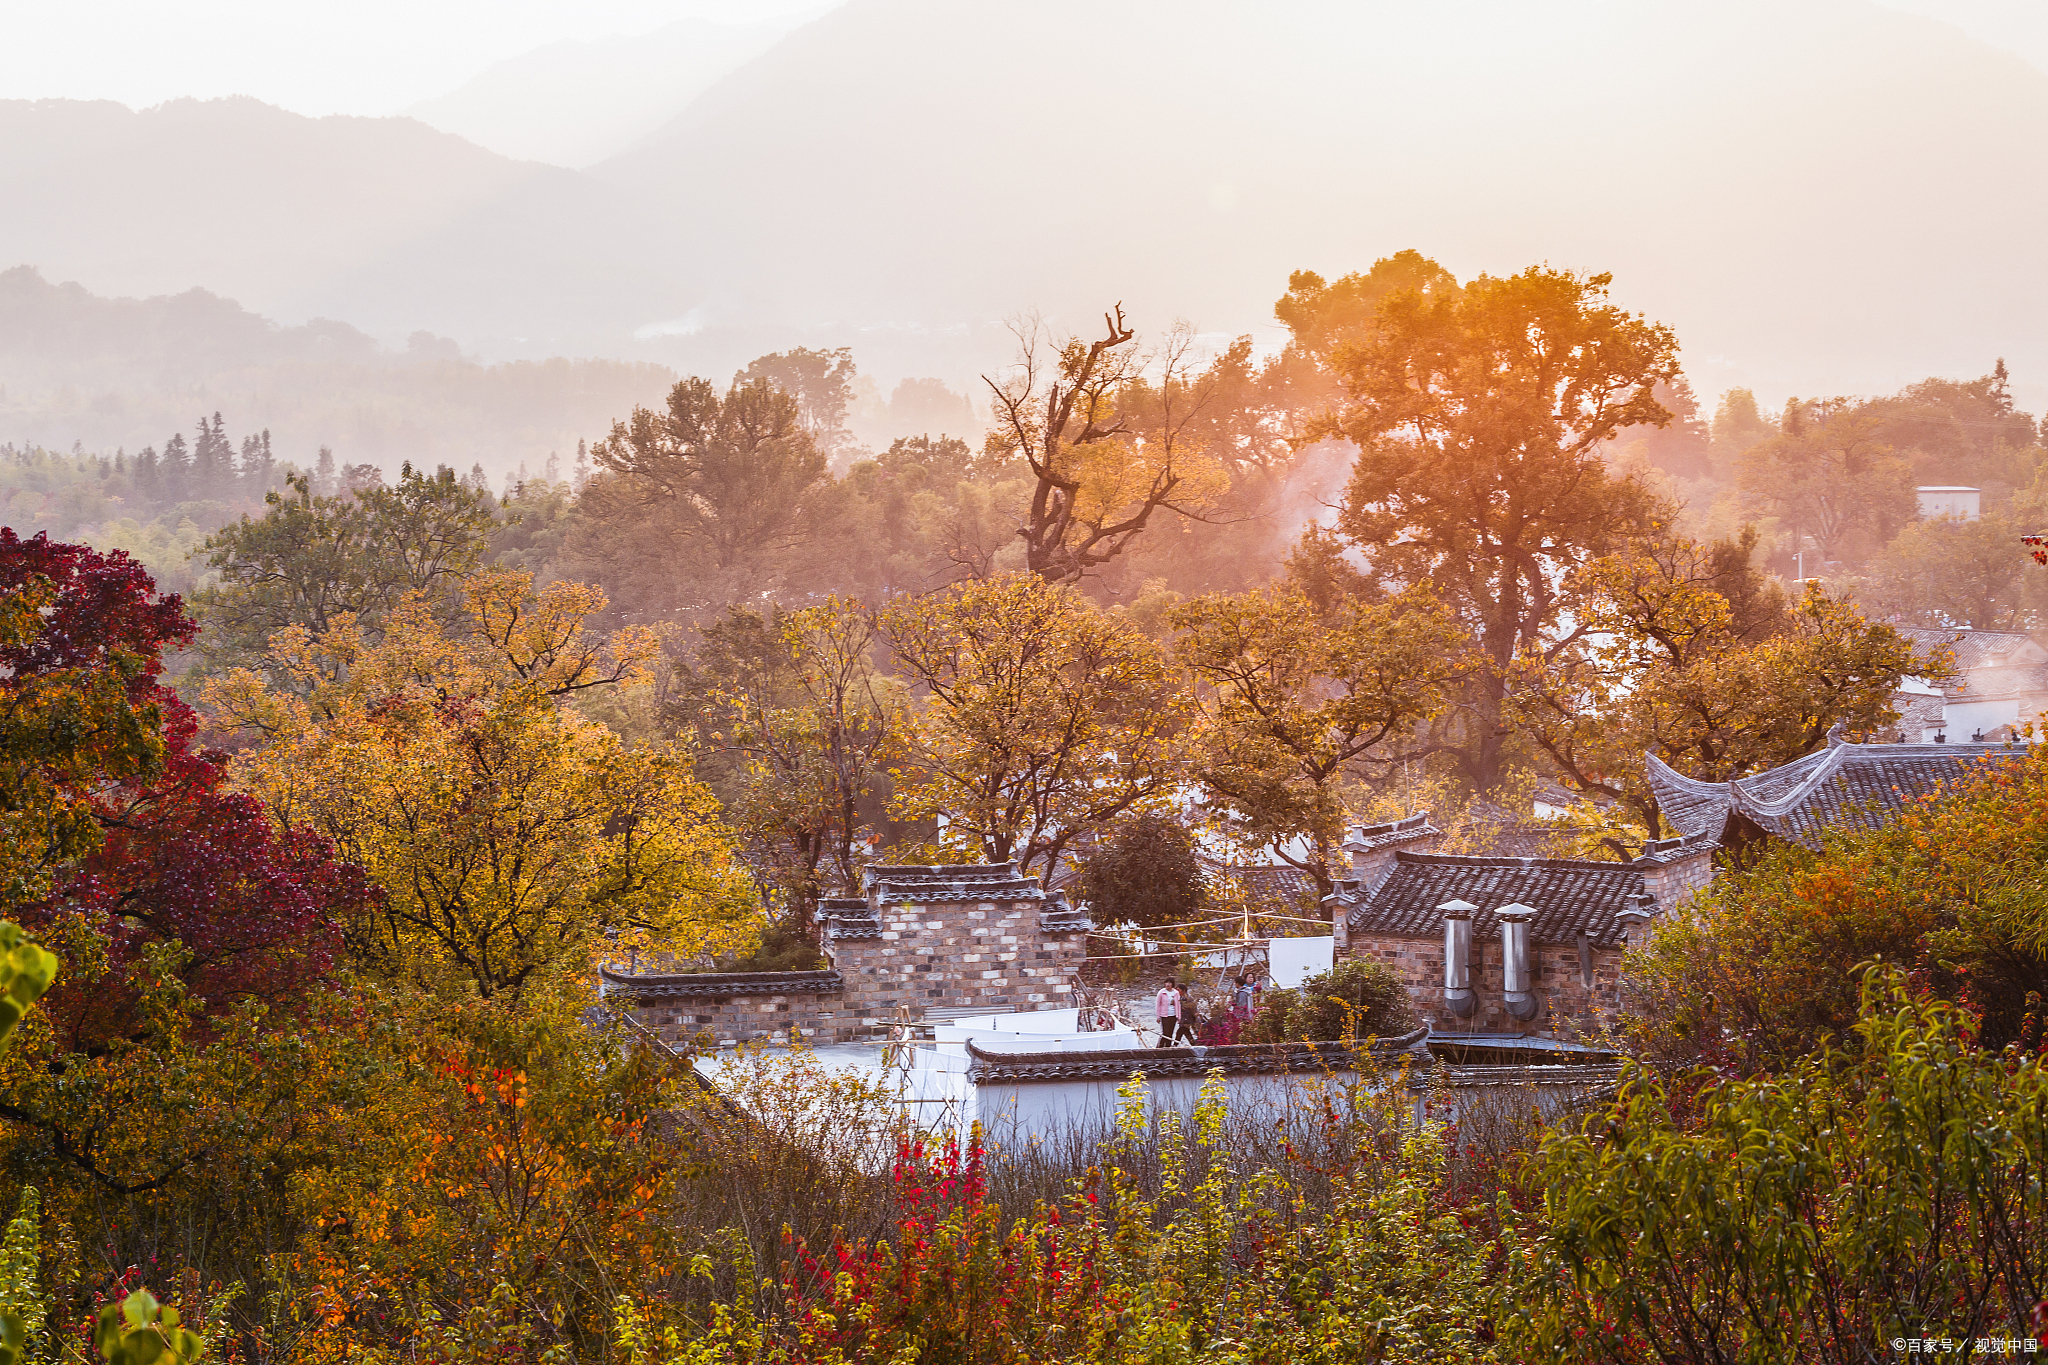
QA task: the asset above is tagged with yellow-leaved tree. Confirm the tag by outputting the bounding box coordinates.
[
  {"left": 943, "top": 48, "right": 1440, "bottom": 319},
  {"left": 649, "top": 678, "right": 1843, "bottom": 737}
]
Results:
[
  {"left": 880, "top": 573, "right": 1193, "bottom": 882},
  {"left": 207, "top": 571, "right": 757, "bottom": 998},
  {"left": 1170, "top": 584, "right": 1470, "bottom": 898}
]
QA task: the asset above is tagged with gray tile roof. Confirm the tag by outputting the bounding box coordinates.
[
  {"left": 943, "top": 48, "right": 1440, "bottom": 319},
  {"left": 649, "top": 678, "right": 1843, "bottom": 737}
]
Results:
[
  {"left": 1636, "top": 828, "right": 1719, "bottom": 864},
  {"left": 1230, "top": 864, "right": 1321, "bottom": 917},
  {"left": 862, "top": 863, "right": 1047, "bottom": 903},
  {"left": 600, "top": 967, "right": 844, "bottom": 999},
  {"left": 1343, "top": 812, "right": 1440, "bottom": 852},
  {"left": 1643, "top": 752, "right": 1744, "bottom": 836},
  {"left": 1897, "top": 626, "right": 2047, "bottom": 672},
  {"left": 964, "top": 1027, "right": 1429, "bottom": 1083},
  {"left": 1728, "top": 744, "right": 2018, "bottom": 845},
  {"left": 1949, "top": 662, "right": 2048, "bottom": 704},
  {"left": 817, "top": 896, "right": 880, "bottom": 939},
  {"left": 1333, "top": 851, "right": 1648, "bottom": 949},
  {"left": 829, "top": 862, "right": 1093, "bottom": 935},
  {"left": 1646, "top": 741, "right": 2019, "bottom": 849},
  {"left": 1038, "top": 890, "right": 1094, "bottom": 934}
]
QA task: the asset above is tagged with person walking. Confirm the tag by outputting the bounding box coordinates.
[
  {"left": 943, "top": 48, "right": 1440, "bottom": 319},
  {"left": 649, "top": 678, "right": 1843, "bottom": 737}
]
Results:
[{"left": 1155, "top": 980, "right": 1182, "bottom": 1047}]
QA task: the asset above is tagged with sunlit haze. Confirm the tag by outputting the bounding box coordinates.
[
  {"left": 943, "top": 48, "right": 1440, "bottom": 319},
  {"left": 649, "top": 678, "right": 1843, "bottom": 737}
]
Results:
[
  {"left": 8, "top": 7, "right": 2048, "bottom": 1337},
  {"left": 0, "top": 0, "right": 839, "bottom": 115},
  {"left": 6, "top": 0, "right": 2048, "bottom": 457}
]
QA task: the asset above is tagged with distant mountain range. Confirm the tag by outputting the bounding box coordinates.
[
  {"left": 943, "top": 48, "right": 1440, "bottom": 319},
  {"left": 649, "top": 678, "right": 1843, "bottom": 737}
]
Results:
[
  {"left": 5, "top": 0, "right": 2048, "bottom": 412},
  {"left": 403, "top": 16, "right": 792, "bottom": 168},
  {"left": 0, "top": 96, "right": 694, "bottom": 358}
]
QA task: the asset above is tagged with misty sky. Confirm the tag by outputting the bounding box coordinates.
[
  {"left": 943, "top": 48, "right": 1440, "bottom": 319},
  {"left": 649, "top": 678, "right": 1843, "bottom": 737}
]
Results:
[
  {"left": 0, "top": 0, "right": 840, "bottom": 115},
  {"left": 1, "top": 0, "right": 2041, "bottom": 116},
  {"left": 10, "top": 0, "right": 2048, "bottom": 423}
]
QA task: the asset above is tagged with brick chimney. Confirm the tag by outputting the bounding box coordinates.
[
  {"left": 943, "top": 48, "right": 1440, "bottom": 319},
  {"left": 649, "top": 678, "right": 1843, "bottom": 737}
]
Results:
[
  {"left": 1330, "top": 877, "right": 1362, "bottom": 954},
  {"left": 1344, "top": 812, "right": 1441, "bottom": 894},
  {"left": 1633, "top": 831, "right": 1716, "bottom": 916},
  {"left": 1614, "top": 893, "right": 1656, "bottom": 945}
]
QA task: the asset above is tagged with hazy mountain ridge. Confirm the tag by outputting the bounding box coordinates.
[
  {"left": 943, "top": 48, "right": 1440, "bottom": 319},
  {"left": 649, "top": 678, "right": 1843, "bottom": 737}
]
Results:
[
  {"left": 0, "top": 266, "right": 678, "bottom": 479},
  {"left": 7, "top": 1, "right": 2048, "bottom": 408},
  {"left": 0, "top": 96, "right": 692, "bottom": 353},
  {"left": 0, "top": 265, "right": 383, "bottom": 387},
  {"left": 593, "top": 0, "right": 2048, "bottom": 406}
]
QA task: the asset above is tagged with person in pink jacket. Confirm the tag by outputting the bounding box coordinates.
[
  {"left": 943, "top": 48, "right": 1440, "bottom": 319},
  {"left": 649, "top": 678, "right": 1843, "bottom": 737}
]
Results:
[{"left": 1155, "top": 981, "right": 1183, "bottom": 1047}]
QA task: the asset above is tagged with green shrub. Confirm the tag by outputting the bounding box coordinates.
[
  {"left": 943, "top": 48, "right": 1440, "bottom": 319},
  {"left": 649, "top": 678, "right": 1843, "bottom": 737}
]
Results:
[
  {"left": 1498, "top": 968, "right": 2048, "bottom": 1360},
  {"left": 699, "top": 920, "right": 826, "bottom": 973},
  {"left": 1253, "top": 959, "right": 1418, "bottom": 1042},
  {"left": 1245, "top": 986, "right": 1299, "bottom": 1042}
]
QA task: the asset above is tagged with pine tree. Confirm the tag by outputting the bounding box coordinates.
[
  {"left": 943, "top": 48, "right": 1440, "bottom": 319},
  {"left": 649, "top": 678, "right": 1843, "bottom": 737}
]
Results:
[
  {"left": 315, "top": 446, "right": 336, "bottom": 497},
  {"left": 159, "top": 432, "right": 190, "bottom": 503},
  {"left": 192, "top": 413, "right": 234, "bottom": 500},
  {"left": 240, "top": 429, "right": 276, "bottom": 495},
  {"left": 191, "top": 418, "right": 213, "bottom": 495}
]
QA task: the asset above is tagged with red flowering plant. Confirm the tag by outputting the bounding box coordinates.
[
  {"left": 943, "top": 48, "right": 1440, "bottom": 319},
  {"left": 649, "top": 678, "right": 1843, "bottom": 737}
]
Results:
[{"left": 762, "top": 1130, "right": 1112, "bottom": 1363}]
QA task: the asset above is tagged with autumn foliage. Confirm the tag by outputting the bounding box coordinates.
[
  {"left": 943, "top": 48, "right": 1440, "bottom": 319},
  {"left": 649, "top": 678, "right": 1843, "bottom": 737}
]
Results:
[
  {"left": 2, "top": 531, "right": 366, "bottom": 1045},
  {"left": 0, "top": 529, "right": 191, "bottom": 909},
  {"left": 1630, "top": 738, "right": 2048, "bottom": 1069},
  {"left": 5, "top": 242, "right": 2048, "bottom": 1361},
  {"left": 206, "top": 572, "right": 757, "bottom": 998}
]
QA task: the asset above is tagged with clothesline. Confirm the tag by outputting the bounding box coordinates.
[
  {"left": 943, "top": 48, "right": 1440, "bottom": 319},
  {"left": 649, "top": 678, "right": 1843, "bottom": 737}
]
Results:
[
  {"left": 1098, "top": 911, "right": 1334, "bottom": 935},
  {"left": 1079, "top": 944, "right": 1284, "bottom": 963},
  {"left": 1105, "top": 913, "right": 1245, "bottom": 933}
]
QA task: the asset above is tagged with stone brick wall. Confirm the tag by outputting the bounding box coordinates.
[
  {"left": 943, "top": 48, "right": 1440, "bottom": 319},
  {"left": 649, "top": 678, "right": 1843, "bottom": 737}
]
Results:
[
  {"left": 1343, "top": 819, "right": 1442, "bottom": 895},
  {"left": 612, "top": 971, "right": 847, "bottom": 1046},
  {"left": 631, "top": 990, "right": 839, "bottom": 1047},
  {"left": 1345, "top": 930, "right": 1625, "bottom": 1036},
  {"left": 837, "top": 899, "right": 1088, "bottom": 1018},
  {"left": 606, "top": 871, "right": 1091, "bottom": 1044},
  {"left": 1892, "top": 688, "right": 1946, "bottom": 743}
]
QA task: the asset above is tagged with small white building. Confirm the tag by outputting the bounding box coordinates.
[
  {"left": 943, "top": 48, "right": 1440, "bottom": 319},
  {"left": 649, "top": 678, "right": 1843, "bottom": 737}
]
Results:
[
  {"left": 1916, "top": 486, "right": 1981, "bottom": 521},
  {"left": 1896, "top": 627, "right": 2048, "bottom": 741}
]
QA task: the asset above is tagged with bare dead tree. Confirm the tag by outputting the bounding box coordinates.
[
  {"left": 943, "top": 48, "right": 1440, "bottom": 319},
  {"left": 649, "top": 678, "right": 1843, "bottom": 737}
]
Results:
[{"left": 984, "top": 305, "right": 1223, "bottom": 583}]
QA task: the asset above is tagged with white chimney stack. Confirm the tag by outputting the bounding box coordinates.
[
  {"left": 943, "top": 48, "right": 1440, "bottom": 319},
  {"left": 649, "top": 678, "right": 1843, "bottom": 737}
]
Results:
[
  {"left": 1440, "top": 899, "right": 1478, "bottom": 1019},
  {"left": 1498, "top": 903, "right": 1538, "bottom": 1021}
]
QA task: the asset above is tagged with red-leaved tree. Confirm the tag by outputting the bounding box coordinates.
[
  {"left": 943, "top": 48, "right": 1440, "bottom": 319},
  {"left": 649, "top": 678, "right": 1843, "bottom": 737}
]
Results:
[{"left": 1, "top": 530, "right": 369, "bottom": 1046}]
